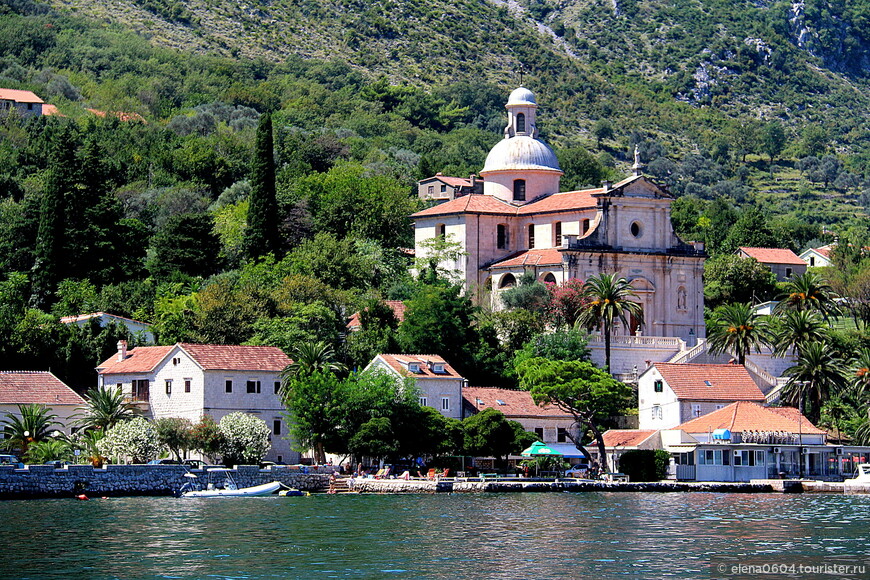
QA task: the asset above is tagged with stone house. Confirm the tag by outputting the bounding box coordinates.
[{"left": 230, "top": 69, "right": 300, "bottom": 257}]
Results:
[
  {"left": 738, "top": 247, "right": 807, "bottom": 281},
  {"left": 637, "top": 363, "right": 766, "bottom": 430},
  {"left": 0, "top": 89, "right": 44, "bottom": 118},
  {"left": 96, "top": 342, "right": 297, "bottom": 463},
  {"left": 364, "top": 354, "right": 465, "bottom": 420},
  {"left": 461, "top": 386, "right": 579, "bottom": 447},
  {"left": 417, "top": 173, "right": 482, "bottom": 203},
  {"left": 0, "top": 371, "right": 85, "bottom": 435}
]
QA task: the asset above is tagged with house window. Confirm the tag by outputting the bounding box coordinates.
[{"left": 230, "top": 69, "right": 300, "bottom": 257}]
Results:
[
  {"left": 513, "top": 179, "right": 526, "bottom": 201},
  {"left": 432, "top": 363, "right": 445, "bottom": 373},
  {"left": 534, "top": 427, "right": 544, "bottom": 440},
  {"left": 699, "top": 449, "right": 730, "bottom": 465},
  {"left": 225, "top": 380, "right": 233, "bottom": 393},
  {"left": 630, "top": 221, "right": 642, "bottom": 238},
  {"left": 516, "top": 112, "right": 526, "bottom": 133},
  {"left": 165, "top": 379, "right": 172, "bottom": 395},
  {"left": 715, "top": 404, "right": 725, "bottom": 410},
  {"left": 441, "top": 397, "right": 450, "bottom": 411},
  {"left": 440, "top": 184, "right": 447, "bottom": 193},
  {"left": 273, "top": 420, "right": 281, "bottom": 436},
  {"left": 247, "top": 380, "right": 261, "bottom": 394},
  {"left": 132, "top": 379, "right": 150, "bottom": 402},
  {"left": 554, "top": 222, "right": 562, "bottom": 246},
  {"left": 733, "top": 450, "right": 756, "bottom": 466},
  {"left": 427, "top": 185, "right": 434, "bottom": 195},
  {"left": 172, "top": 357, "right": 180, "bottom": 365},
  {"left": 184, "top": 379, "right": 191, "bottom": 393},
  {"left": 557, "top": 428, "right": 568, "bottom": 443},
  {"left": 651, "top": 405, "right": 662, "bottom": 420},
  {"left": 497, "top": 224, "right": 508, "bottom": 249},
  {"left": 755, "top": 450, "right": 765, "bottom": 465},
  {"left": 437, "top": 223, "right": 446, "bottom": 240},
  {"left": 653, "top": 379, "right": 663, "bottom": 393},
  {"left": 809, "top": 257, "right": 815, "bottom": 267},
  {"left": 582, "top": 219, "right": 591, "bottom": 234},
  {"left": 692, "top": 404, "right": 702, "bottom": 417},
  {"left": 419, "top": 397, "right": 428, "bottom": 407},
  {"left": 528, "top": 224, "right": 535, "bottom": 249},
  {"left": 408, "top": 363, "right": 421, "bottom": 373},
  {"left": 274, "top": 381, "right": 281, "bottom": 394},
  {"left": 785, "top": 267, "right": 793, "bottom": 278}
]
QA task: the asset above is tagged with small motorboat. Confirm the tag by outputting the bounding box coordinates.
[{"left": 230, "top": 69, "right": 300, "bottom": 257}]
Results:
[
  {"left": 278, "top": 488, "right": 310, "bottom": 497},
  {"left": 845, "top": 463, "right": 870, "bottom": 484},
  {"left": 179, "top": 468, "right": 281, "bottom": 498}
]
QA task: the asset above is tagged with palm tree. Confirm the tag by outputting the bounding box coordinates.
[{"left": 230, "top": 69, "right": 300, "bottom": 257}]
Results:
[
  {"left": 706, "top": 302, "right": 770, "bottom": 365},
  {"left": 74, "top": 386, "right": 139, "bottom": 431},
  {"left": 575, "top": 274, "right": 643, "bottom": 372},
  {"left": 781, "top": 341, "right": 848, "bottom": 424},
  {"left": 775, "top": 271, "right": 841, "bottom": 320},
  {"left": 850, "top": 349, "right": 870, "bottom": 401},
  {"left": 769, "top": 309, "right": 828, "bottom": 358},
  {"left": 1, "top": 404, "right": 59, "bottom": 458},
  {"left": 282, "top": 341, "right": 347, "bottom": 380}
]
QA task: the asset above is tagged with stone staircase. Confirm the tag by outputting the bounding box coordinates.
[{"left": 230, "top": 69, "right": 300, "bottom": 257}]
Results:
[{"left": 313, "top": 476, "right": 357, "bottom": 494}]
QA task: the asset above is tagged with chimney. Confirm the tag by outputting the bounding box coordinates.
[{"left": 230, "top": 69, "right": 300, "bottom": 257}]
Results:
[{"left": 117, "top": 340, "right": 128, "bottom": 362}]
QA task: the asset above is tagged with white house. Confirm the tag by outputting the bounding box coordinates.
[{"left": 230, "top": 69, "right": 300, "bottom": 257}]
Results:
[
  {"left": 0, "top": 89, "right": 44, "bottom": 118},
  {"left": 412, "top": 87, "right": 706, "bottom": 353},
  {"left": 417, "top": 173, "right": 482, "bottom": 203},
  {"left": 462, "top": 386, "right": 579, "bottom": 448},
  {"left": 638, "top": 363, "right": 766, "bottom": 430},
  {"left": 799, "top": 244, "right": 834, "bottom": 269},
  {"left": 738, "top": 247, "right": 807, "bottom": 281},
  {"left": 60, "top": 312, "right": 155, "bottom": 344},
  {"left": 365, "top": 354, "right": 465, "bottom": 420},
  {"left": 0, "top": 371, "right": 85, "bottom": 435},
  {"left": 96, "top": 341, "right": 296, "bottom": 463}
]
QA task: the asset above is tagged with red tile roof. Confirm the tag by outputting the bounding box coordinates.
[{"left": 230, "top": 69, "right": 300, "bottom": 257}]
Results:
[
  {"left": 347, "top": 300, "right": 406, "bottom": 330},
  {"left": 0, "top": 371, "right": 85, "bottom": 406},
  {"left": 652, "top": 363, "right": 766, "bottom": 402},
  {"left": 422, "top": 175, "right": 474, "bottom": 187},
  {"left": 812, "top": 244, "right": 833, "bottom": 258},
  {"left": 602, "top": 429, "right": 657, "bottom": 448},
  {"left": 0, "top": 89, "right": 43, "bottom": 103},
  {"left": 738, "top": 247, "right": 806, "bottom": 266},
  {"left": 463, "top": 386, "right": 572, "bottom": 418},
  {"left": 517, "top": 189, "right": 600, "bottom": 214},
  {"left": 98, "top": 344, "right": 290, "bottom": 374},
  {"left": 373, "top": 354, "right": 462, "bottom": 379},
  {"left": 412, "top": 195, "right": 516, "bottom": 217},
  {"left": 41, "top": 104, "right": 62, "bottom": 116},
  {"left": 488, "top": 248, "right": 563, "bottom": 269},
  {"left": 676, "top": 401, "right": 826, "bottom": 435}
]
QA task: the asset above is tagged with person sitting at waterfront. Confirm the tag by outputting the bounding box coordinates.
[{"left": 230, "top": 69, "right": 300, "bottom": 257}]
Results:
[{"left": 397, "top": 470, "right": 411, "bottom": 480}]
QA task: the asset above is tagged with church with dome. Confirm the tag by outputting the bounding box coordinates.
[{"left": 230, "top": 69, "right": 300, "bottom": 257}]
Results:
[{"left": 412, "top": 87, "right": 707, "bottom": 346}]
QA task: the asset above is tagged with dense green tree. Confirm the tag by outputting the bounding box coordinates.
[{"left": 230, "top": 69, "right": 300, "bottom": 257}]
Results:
[
  {"left": 775, "top": 271, "right": 841, "bottom": 321},
  {"left": 512, "top": 328, "right": 590, "bottom": 371},
  {"left": 703, "top": 255, "right": 778, "bottom": 309},
  {"left": 760, "top": 121, "right": 786, "bottom": 164},
  {"left": 516, "top": 358, "right": 633, "bottom": 469},
  {"left": 721, "top": 207, "right": 780, "bottom": 254},
  {"left": 283, "top": 341, "right": 347, "bottom": 378},
  {"left": 154, "top": 417, "right": 193, "bottom": 462},
  {"left": 280, "top": 370, "right": 342, "bottom": 463},
  {"left": 344, "top": 297, "right": 401, "bottom": 370},
  {"left": 243, "top": 113, "right": 279, "bottom": 260},
  {"left": 462, "top": 408, "right": 531, "bottom": 468},
  {"left": 149, "top": 213, "right": 221, "bottom": 278},
  {"left": 575, "top": 274, "right": 643, "bottom": 372},
  {"left": 501, "top": 272, "right": 550, "bottom": 314},
  {"left": 557, "top": 146, "right": 610, "bottom": 190},
  {"left": 706, "top": 303, "right": 769, "bottom": 365},
  {"left": 591, "top": 119, "right": 614, "bottom": 148}
]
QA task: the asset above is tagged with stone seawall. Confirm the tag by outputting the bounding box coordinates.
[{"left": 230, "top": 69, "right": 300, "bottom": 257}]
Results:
[
  {"left": 352, "top": 478, "right": 775, "bottom": 494},
  {"left": 0, "top": 464, "right": 333, "bottom": 499}
]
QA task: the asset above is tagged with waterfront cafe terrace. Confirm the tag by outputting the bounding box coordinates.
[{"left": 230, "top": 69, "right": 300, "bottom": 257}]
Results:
[{"left": 602, "top": 402, "right": 870, "bottom": 482}]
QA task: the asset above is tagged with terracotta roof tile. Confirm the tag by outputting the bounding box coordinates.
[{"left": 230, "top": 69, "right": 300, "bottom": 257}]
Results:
[
  {"left": 602, "top": 429, "right": 657, "bottom": 448},
  {"left": 652, "top": 363, "right": 766, "bottom": 402},
  {"left": 422, "top": 175, "right": 474, "bottom": 187},
  {"left": 462, "top": 386, "right": 571, "bottom": 418},
  {"left": 0, "top": 372, "right": 85, "bottom": 406},
  {"left": 98, "top": 344, "right": 290, "bottom": 374},
  {"left": 347, "top": 301, "right": 406, "bottom": 330},
  {"left": 412, "top": 195, "right": 516, "bottom": 218},
  {"left": 676, "top": 401, "right": 826, "bottom": 435},
  {"left": 373, "top": 354, "right": 463, "bottom": 379},
  {"left": 41, "top": 104, "right": 62, "bottom": 116},
  {"left": 738, "top": 247, "right": 806, "bottom": 266},
  {"left": 517, "top": 189, "right": 601, "bottom": 214},
  {"left": 0, "top": 89, "right": 43, "bottom": 103},
  {"left": 488, "top": 248, "right": 563, "bottom": 269}
]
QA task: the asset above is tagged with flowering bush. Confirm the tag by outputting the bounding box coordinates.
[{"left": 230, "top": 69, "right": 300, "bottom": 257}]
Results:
[
  {"left": 218, "top": 412, "right": 271, "bottom": 466},
  {"left": 98, "top": 417, "right": 161, "bottom": 464}
]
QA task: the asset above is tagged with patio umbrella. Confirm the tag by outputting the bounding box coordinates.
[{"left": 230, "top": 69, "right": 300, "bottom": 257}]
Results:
[{"left": 521, "top": 442, "right": 563, "bottom": 457}]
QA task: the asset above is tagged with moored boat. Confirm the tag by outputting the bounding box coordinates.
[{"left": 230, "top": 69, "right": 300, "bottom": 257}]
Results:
[
  {"left": 845, "top": 463, "right": 870, "bottom": 485},
  {"left": 182, "top": 480, "right": 282, "bottom": 498}
]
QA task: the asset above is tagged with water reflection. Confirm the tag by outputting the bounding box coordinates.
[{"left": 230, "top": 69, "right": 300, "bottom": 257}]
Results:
[{"left": 2, "top": 493, "right": 869, "bottom": 579}]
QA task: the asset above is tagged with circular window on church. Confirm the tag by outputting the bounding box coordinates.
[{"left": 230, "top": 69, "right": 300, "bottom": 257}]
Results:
[{"left": 630, "top": 221, "right": 643, "bottom": 238}]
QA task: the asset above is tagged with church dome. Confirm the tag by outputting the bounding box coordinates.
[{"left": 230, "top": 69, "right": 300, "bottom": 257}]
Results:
[
  {"left": 482, "top": 135, "right": 561, "bottom": 173},
  {"left": 507, "top": 87, "right": 536, "bottom": 106}
]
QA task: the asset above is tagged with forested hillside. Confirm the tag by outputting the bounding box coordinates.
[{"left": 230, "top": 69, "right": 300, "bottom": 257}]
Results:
[{"left": 0, "top": 0, "right": 869, "bottom": 407}]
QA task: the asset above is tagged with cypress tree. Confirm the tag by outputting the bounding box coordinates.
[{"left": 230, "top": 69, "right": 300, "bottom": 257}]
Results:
[{"left": 244, "top": 113, "right": 279, "bottom": 260}]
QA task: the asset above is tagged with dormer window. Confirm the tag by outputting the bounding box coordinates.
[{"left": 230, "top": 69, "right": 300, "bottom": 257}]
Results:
[
  {"left": 432, "top": 363, "right": 445, "bottom": 373},
  {"left": 408, "top": 362, "right": 421, "bottom": 373},
  {"left": 516, "top": 112, "right": 526, "bottom": 133}
]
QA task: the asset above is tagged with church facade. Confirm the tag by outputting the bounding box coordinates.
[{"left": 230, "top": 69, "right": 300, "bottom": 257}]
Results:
[{"left": 412, "top": 87, "right": 706, "bottom": 342}]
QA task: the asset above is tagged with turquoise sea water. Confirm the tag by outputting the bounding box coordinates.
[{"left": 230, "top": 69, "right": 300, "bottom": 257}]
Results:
[{"left": 2, "top": 492, "right": 869, "bottom": 579}]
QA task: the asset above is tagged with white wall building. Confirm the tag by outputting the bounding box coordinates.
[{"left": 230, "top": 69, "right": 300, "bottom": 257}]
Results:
[
  {"left": 365, "top": 354, "right": 465, "bottom": 420},
  {"left": 97, "top": 341, "right": 297, "bottom": 464},
  {"left": 0, "top": 371, "right": 85, "bottom": 435},
  {"left": 638, "top": 363, "right": 766, "bottom": 430}
]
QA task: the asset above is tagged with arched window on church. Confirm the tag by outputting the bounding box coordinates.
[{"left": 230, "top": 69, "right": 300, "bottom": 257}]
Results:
[
  {"left": 543, "top": 273, "right": 557, "bottom": 284},
  {"left": 528, "top": 224, "right": 535, "bottom": 249},
  {"left": 499, "top": 273, "right": 517, "bottom": 289},
  {"left": 513, "top": 179, "right": 526, "bottom": 201},
  {"left": 497, "top": 224, "right": 508, "bottom": 249},
  {"left": 516, "top": 112, "right": 526, "bottom": 133}
]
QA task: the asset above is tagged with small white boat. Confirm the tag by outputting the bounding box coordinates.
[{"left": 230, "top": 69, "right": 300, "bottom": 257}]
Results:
[
  {"left": 845, "top": 463, "right": 870, "bottom": 484},
  {"left": 182, "top": 480, "right": 282, "bottom": 498}
]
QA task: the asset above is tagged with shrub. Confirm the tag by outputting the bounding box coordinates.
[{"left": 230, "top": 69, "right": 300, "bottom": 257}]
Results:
[
  {"left": 217, "top": 412, "right": 271, "bottom": 466},
  {"left": 98, "top": 417, "right": 161, "bottom": 464}
]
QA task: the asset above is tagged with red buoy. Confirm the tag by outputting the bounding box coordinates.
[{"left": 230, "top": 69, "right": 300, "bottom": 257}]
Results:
[{"left": 76, "top": 494, "right": 89, "bottom": 501}]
